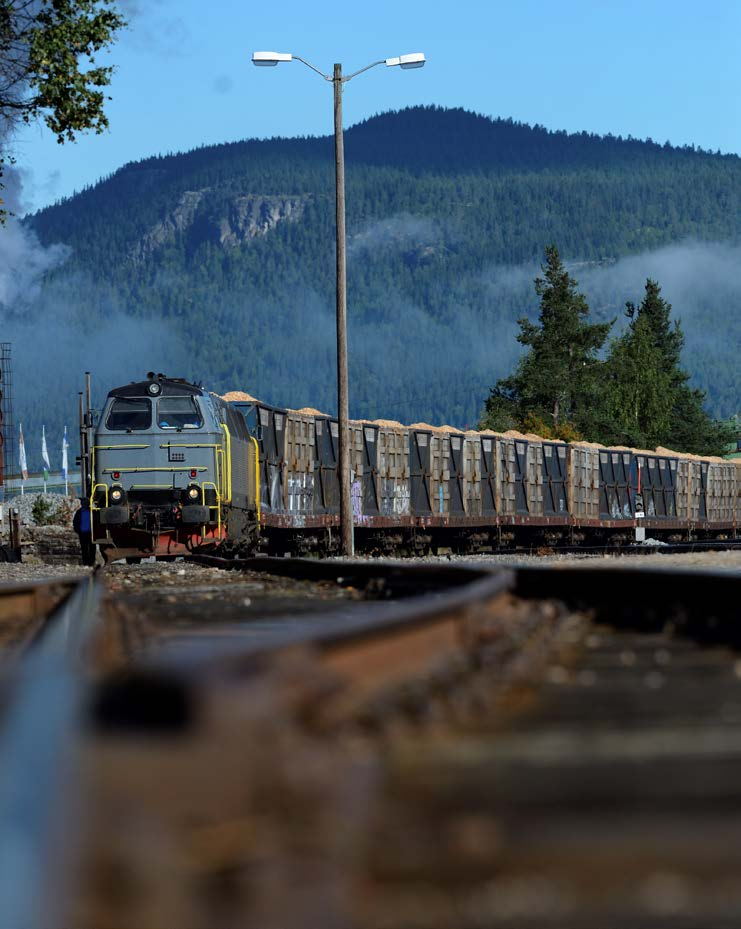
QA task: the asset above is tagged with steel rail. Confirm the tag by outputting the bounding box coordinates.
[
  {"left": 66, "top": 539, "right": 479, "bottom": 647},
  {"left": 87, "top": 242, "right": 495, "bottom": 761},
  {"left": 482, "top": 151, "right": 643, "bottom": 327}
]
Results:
[
  {"left": 94, "top": 559, "right": 515, "bottom": 731},
  {"left": 0, "top": 575, "right": 102, "bottom": 929},
  {"left": 165, "top": 556, "right": 741, "bottom": 682},
  {"left": 164, "top": 557, "right": 514, "bottom": 663}
]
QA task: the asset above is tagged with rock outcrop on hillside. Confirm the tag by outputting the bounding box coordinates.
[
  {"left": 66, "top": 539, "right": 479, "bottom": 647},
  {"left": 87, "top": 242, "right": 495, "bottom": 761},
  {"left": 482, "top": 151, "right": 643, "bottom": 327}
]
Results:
[{"left": 129, "top": 191, "right": 309, "bottom": 263}]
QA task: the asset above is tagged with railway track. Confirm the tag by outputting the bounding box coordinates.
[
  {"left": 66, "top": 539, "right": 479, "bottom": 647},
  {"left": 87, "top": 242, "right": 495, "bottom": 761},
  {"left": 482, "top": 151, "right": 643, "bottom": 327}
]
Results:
[
  {"left": 0, "top": 559, "right": 737, "bottom": 927},
  {"left": 364, "top": 568, "right": 741, "bottom": 928},
  {"left": 0, "top": 574, "right": 101, "bottom": 929}
]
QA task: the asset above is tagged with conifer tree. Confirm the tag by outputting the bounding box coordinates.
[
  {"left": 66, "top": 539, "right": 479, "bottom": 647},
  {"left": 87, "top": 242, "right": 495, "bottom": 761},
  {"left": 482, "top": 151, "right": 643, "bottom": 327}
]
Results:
[
  {"left": 480, "top": 245, "right": 611, "bottom": 437},
  {"left": 604, "top": 279, "right": 734, "bottom": 455}
]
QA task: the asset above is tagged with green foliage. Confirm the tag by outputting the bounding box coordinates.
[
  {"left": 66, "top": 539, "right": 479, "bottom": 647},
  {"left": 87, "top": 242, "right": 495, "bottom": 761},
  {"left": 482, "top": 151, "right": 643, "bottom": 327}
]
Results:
[
  {"left": 668, "top": 387, "right": 737, "bottom": 457},
  {"left": 27, "top": 0, "right": 125, "bottom": 142},
  {"left": 601, "top": 279, "right": 735, "bottom": 455},
  {"left": 31, "top": 495, "right": 56, "bottom": 525},
  {"left": 0, "top": 0, "right": 125, "bottom": 218},
  {"left": 603, "top": 281, "right": 680, "bottom": 447},
  {"left": 480, "top": 246, "right": 611, "bottom": 434},
  {"left": 482, "top": 267, "right": 733, "bottom": 457}
]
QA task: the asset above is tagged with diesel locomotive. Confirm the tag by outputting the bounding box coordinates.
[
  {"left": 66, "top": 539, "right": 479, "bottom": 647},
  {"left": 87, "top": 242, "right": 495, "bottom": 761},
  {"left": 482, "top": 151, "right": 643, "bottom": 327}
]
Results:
[
  {"left": 83, "top": 374, "right": 259, "bottom": 562},
  {"left": 80, "top": 372, "right": 740, "bottom": 563}
]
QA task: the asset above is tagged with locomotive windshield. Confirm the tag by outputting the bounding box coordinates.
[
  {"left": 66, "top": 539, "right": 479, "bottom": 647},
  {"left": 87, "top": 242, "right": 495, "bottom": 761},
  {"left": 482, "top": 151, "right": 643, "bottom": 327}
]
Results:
[
  {"left": 106, "top": 398, "right": 152, "bottom": 431},
  {"left": 157, "top": 396, "right": 203, "bottom": 429}
]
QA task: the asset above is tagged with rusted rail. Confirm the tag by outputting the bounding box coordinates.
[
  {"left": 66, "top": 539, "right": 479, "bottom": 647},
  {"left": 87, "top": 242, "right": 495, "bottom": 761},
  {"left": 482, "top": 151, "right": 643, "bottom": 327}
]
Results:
[
  {"left": 94, "top": 557, "right": 515, "bottom": 729},
  {"left": 0, "top": 575, "right": 92, "bottom": 660}
]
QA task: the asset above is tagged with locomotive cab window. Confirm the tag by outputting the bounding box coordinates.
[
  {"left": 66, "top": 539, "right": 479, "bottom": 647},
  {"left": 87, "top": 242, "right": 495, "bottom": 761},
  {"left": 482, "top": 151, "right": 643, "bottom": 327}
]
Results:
[
  {"left": 157, "top": 397, "right": 203, "bottom": 429},
  {"left": 106, "top": 398, "right": 152, "bottom": 431}
]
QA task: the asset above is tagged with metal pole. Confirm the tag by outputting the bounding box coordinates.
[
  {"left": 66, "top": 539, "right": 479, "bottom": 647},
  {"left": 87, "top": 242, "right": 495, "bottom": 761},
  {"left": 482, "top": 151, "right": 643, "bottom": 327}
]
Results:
[
  {"left": 84, "top": 373, "right": 92, "bottom": 498},
  {"left": 333, "top": 63, "right": 354, "bottom": 557},
  {"left": 78, "top": 392, "right": 87, "bottom": 498}
]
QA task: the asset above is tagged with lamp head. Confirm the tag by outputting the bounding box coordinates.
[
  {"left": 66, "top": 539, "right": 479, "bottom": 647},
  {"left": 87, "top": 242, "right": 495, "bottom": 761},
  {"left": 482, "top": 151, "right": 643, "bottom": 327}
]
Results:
[
  {"left": 385, "top": 52, "right": 426, "bottom": 69},
  {"left": 252, "top": 51, "right": 293, "bottom": 67}
]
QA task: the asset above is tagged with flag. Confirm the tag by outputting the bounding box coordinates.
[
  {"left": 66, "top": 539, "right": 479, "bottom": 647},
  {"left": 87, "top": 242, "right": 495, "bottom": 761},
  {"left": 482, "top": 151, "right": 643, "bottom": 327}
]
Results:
[
  {"left": 18, "top": 423, "right": 28, "bottom": 481},
  {"left": 41, "top": 425, "right": 51, "bottom": 481},
  {"left": 62, "top": 426, "right": 68, "bottom": 481}
]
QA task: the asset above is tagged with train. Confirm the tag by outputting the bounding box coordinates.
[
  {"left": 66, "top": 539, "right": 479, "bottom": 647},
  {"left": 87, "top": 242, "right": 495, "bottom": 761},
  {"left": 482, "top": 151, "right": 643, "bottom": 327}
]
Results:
[{"left": 79, "top": 372, "right": 741, "bottom": 563}]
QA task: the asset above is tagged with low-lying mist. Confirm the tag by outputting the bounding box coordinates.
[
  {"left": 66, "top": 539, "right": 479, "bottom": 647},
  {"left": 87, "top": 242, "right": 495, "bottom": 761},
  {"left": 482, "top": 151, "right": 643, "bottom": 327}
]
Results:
[
  {"left": 0, "top": 168, "right": 188, "bottom": 471},
  {"left": 2, "top": 193, "right": 738, "bottom": 472}
]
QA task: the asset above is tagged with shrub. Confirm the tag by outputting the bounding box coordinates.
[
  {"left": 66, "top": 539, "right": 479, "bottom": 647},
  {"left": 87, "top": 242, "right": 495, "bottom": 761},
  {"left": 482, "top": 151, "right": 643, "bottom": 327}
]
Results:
[{"left": 31, "top": 496, "right": 57, "bottom": 526}]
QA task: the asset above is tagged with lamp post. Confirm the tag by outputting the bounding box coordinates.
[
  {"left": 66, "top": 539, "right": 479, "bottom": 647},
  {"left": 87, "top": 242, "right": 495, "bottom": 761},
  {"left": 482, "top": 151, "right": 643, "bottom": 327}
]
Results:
[{"left": 252, "top": 50, "right": 425, "bottom": 556}]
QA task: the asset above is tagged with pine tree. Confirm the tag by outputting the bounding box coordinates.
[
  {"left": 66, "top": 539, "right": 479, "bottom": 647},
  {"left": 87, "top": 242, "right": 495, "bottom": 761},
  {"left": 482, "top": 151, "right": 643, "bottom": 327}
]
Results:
[
  {"left": 603, "top": 304, "right": 674, "bottom": 447},
  {"left": 480, "top": 245, "right": 612, "bottom": 437},
  {"left": 603, "top": 279, "right": 734, "bottom": 455}
]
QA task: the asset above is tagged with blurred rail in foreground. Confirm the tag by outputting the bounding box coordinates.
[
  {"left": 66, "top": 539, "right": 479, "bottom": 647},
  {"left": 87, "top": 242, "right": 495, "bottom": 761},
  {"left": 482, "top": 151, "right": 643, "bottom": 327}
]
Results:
[{"left": 0, "top": 560, "right": 738, "bottom": 928}]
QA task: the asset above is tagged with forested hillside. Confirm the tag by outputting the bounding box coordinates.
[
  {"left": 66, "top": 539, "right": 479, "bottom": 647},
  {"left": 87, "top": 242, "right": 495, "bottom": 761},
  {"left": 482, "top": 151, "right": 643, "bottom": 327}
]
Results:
[{"left": 8, "top": 106, "right": 740, "bottom": 468}]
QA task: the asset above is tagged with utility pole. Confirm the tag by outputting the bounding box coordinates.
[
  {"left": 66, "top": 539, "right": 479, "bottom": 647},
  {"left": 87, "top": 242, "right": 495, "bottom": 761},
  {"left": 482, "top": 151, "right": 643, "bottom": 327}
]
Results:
[
  {"left": 251, "top": 50, "right": 425, "bottom": 557},
  {"left": 333, "top": 63, "right": 353, "bottom": 556}
]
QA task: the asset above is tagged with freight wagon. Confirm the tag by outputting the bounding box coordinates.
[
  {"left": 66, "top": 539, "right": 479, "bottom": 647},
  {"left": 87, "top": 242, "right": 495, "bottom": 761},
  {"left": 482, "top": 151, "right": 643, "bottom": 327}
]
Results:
[{"left": 82, "top": 374, "right": 741, "bottom": 562}]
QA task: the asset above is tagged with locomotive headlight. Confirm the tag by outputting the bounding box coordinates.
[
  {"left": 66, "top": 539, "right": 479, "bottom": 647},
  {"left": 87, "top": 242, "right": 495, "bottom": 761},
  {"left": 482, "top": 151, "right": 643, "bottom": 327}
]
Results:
[
  {"left": 110, "top": 485, "right": 126, "bottom": 504},
  {"left": 147, "top": 381, "right": 161, "bottom": 396},
  {"left": 186, "top": 484, "right": 200, "bottom": 501}
]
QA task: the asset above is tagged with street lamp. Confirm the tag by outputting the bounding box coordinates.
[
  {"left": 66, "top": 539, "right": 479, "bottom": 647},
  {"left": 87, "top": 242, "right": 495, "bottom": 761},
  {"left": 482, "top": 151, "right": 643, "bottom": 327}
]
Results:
[{"left": 252, "top": 50, "right": 425, "bottom": 556}]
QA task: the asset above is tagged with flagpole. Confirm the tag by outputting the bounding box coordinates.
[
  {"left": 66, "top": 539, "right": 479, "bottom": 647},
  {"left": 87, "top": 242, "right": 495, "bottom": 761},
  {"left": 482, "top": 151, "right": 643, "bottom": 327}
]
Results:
[
  {"left": 62, "top": 426, "right": 69, "bottom": 495},
  {"left": 41, "top": 425, "right": 51, "bottom": 494},
  {"left": 18, "top": 423, "right": 28, "bottom": 497}
]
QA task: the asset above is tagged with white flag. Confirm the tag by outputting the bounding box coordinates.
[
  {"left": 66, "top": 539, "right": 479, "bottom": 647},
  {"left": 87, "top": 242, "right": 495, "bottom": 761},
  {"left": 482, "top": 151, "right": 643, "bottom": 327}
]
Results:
[
  {"left": 18, "top": 423, "right": 28, "bottom": 481},
  {"left": 62, "top": 426, "right": 68, "bottom": 480},
  {"left": 41, "top": 425, "right": 51, "bottom": 481}
]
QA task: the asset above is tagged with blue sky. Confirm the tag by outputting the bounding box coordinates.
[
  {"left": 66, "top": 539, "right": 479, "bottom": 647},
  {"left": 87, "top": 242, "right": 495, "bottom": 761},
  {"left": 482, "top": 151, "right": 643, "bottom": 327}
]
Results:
[{"left": 12, "top": 0, "right": 741, "bottom": 212}]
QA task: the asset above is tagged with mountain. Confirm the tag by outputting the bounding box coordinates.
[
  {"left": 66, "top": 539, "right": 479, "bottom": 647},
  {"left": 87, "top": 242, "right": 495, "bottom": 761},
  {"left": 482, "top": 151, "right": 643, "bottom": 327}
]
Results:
[{"left": 8, "top": 106, "right": 741, "bottom": 470}]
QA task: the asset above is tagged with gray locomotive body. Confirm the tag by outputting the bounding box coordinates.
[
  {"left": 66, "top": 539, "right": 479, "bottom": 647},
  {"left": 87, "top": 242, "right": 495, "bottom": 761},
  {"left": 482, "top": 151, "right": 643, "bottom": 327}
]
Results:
[{"left": 88, "top": 375, "right": 258, "bottom": 562}]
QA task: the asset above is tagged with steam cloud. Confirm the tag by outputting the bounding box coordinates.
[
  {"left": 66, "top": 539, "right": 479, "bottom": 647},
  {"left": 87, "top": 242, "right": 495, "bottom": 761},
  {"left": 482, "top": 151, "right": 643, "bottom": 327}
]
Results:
[
  {"left": 0, "top": 168, "right": 188, "bottom": 472},
  {"left": 0, "top": 166, "right": 70, "bottom": 308}
]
